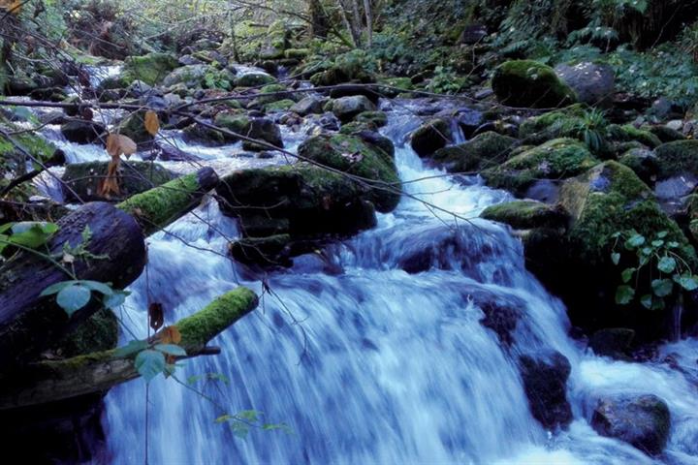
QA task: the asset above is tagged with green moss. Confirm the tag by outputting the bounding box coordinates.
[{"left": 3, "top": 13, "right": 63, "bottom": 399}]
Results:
[
  {"left": 265, "top": 99, "right": 295, "bottom": 112},
  {"left": 355, "top": 111, "right": 388, "bottom": 127},
  {"left": 118, "top": 110, "right": 154, "bottom": 144},
  {"left": 117, "top": 172, "right": 201, "bottom": 234},
  {"left": 561, "top": 161, "right": 694, "bottom": 265},
  {"left": 608, "top": 124, "right": 662, "bottom": 149},
  {"left": 56, "top": 309, "right": 118, "bottom": 357},
  {"left": 235, "top": 72, "right": 276, "bottom": 87},
  {"left": 481, "top": 200, "right": 569, "bottom": 229},
  {"left": 432, "top": 131, "right": 518, "bottom": 172},
  {"left": 411, "top": 118, "right": 453, "bottom": 156},
  {"left": 654, "top": 140, "right": 698, "bottom": 179},
  {"left": 519, "top": 104, "right": 588, "bottom": 143},
  {"left": 284, "top": 48, "right": 310, "bottom": 59},
  {"left": 648, "top": 125, "right": 685, "bottom": 143},
  {"left": 491, "top": 60, "right": 577, "bottom": 108},
  {"left": 176, "top": 287, "right": 258, "bottom": 347},
  {"left": 122, "top": 53, "right": 179, "bottom": 86},
  {"left": 482, "top": 138, "right": 598, "bottom": 196},
  {"left": 213, "top": 111, "right": 250, "bottom": 137},
  {"left": 298, "top": 134, "right": 401, "bottom": 212}
]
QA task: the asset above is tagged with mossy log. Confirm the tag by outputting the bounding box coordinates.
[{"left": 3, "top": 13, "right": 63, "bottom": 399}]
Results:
[
  {"left": 0, "top": 288, "right": 258, "bottom": 410},
  {"left": 0, "top": 202, "right": 147, "bottom": 371},
  {"left": 117, "top": 167, "right": 219, "bottom": 235}
]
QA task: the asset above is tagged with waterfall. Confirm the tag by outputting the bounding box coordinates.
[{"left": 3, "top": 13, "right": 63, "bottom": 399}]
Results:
[{"left": 33, "top": 88, "right": 698, "bottom": 464}]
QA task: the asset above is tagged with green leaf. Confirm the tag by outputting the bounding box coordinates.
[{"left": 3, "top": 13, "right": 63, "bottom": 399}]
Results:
[
  {"left": 80, "top": 280, "right": 114, "bottom": 295},
  {"left": 103, "top": 290, "right": 128, "bottom": 309},
  {"left": 657, "top": 256, "right": 677, "bottom": 274},
  {"left": 56, "top": 284, "right": 92, "bottom": 316},
  {"left": 231, "top": 422, "right": 249, "bottom": 439},
  {"left": 656, "top": 231, "right": 668, "bottom": 239},
  {"left": 621, "top": 268, "right": 635, "bottom": 283},
  {"left": 667, "top": 241, "right": 680, "bottom": 249},
  {"left": 615, "top": 285, "right": 635, "bottom": 305},
  {"left": 238, "top": 410, "right": 258, "bottom": 422},
  {"left": 40, "top": 280, "right": 75, "bottom": 296},
  {"left": 215, "top": 414, "right": 232, "bottom": 424},
  {"left": 640, "top": 294, "right": 653, "bottom": 309},
  {"left": 154, "top": 344, "right": 187, "bottom": 357},
  {"left": 611, "top": 253, "right": 621, "bottom": 265},
  {"left": 674, "top": 274, "right": 698, "bottom": 291},
  {"left": 651, "top": 279, "right": 673, "bottom": 297},
  {"left": 135, "top": 349, "right": 166, "bottom": 382},
  {"left": 625, "top": 233, "right": 645, "bottom": 249},
  {"left": 651, "top": 240, "right": 664, "bottom": 248},
  {"left": 9, "top": 222, "right": 59, "bottom": 249},
  {"left": 113, "top": 340, "right": 149, "bottom": 358}
]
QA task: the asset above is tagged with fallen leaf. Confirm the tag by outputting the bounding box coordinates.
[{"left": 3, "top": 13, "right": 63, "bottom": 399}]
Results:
[{"left": 144, "top": 111, "right": 160, "bottom": 136}]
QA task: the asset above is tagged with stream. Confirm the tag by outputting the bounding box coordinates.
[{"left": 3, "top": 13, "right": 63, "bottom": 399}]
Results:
[{"left": 27, "top": 72, "right": 698, "bottom": 464}]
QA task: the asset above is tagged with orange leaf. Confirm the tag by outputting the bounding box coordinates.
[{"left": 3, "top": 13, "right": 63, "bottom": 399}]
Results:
[
  {"left": 97, "top": 158, "right": 121, "bottom": 197},
  {"left": 159, "top": 325, "right": 182, "bottom": 345},
  {"left": 144, "top": 111, "right": 160, "bottom": 136},
  {"left": 106, "top": 133, "right": 137, "bottom": 158},
  {"left": 0, "top": 0, "right": 22, "bottom": 15},
  {"left": 106, "top": 133, "right": 121, "bottom": 157}
]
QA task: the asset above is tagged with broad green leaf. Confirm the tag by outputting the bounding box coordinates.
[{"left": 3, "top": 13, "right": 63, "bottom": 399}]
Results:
[
  {"left": 656, "top": 231, "right": 669, "bottom": 239},
  {"left": 625, "top": 234, "right": 645, "bottom": 249},
  {"left": 56, "top": 284, "right": 92, "bottom": 316},
  {"left": 154, "top": 344, "right": 187, "bottom": 357},
  {"left": 657, "top": 257, "right": 677, "bottom": 274},
  {"left": 674, "top": 274, "right": 698, "bottom": 291},
  {"left": 667, "top": 241, "right": 680, "bottom": 249},
  {"left": 651, "top": 279, "right": 673, "bottom": 297},
  {"left": 651, "top": 240, "right": 664, "bottom": 248},
  {"left": 621, "top": 268, "right": 635, "bottom": 283},
  {"left": 9, "top": 222, "right": 59, "bottom": 249},
  {"left": 611, "top": 253, "right": 621, "bottom": 265},
  {"left": 640, "top": 294, "right": 653, "bottom": 309},
  {"left": 238, "top": 410, "right": 258, "bottom": 422},
  {"left": 615, "top": 285, "right": 635, "bottom": 305},
  {"left": 41, "top": 280, "right": 76, "bottom": 296},
  {"left": 135, "top": 349, "right": 166, "bottom": 382},
  {"left": 103, "top": 290, "right": 128, "bottom": 309},
  {"left": 113, "top": 340, "right": 149, "bottom": 358},
  {"left": 80, "top": 280, "right": 114, "bottom": 295},
  {"left": 215, "top": 414, "right": 233, "bottom": 423}
]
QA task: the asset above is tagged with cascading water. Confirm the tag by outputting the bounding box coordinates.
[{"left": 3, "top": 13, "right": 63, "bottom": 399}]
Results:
[{"left": 33, "top": 80, "right": 698, "bottom": 464}]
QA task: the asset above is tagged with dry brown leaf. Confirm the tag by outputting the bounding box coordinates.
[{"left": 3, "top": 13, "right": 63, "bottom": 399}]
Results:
[
  {"left": 106, "top": 133, "right": 121, "bottom": 157},
  {"left": 120, "top": 135, "right": 137, "bottom": 158},
  {"left": 159, "top": 325, "right": 182, "bottom": 345},
  {"left": 0, "top": 0, "right": 22, "bottom": 15},
  {"left": 144, "top": 111, "right": 160, "bottom": 136},
  {"left": 98, "top": 158, "right": 121, "bottom": 197}
]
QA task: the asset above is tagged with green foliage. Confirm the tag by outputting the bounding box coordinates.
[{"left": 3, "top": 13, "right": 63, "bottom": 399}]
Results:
[
  {"left": 611, "top": 230, "right": 698, "bottom": 310},
  {"left": 40, "top": 280, "right": 129, "bottom": 316},
  {"left": 561, "top": 108, "right": 609, "bottom": 152},
  {"left": 215, "top": 411, "right": 292, "bottom": 439},
  {"left": 426, "top": 66, "right": 469, "bottom": 95},
  {"left": 0, "top": 221, "right": 58, "bottom": 254}
]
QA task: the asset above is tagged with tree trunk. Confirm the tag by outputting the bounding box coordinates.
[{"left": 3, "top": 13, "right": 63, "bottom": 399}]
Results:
[
  {"left": 0, "top": 202, "right": 147, "bottom": 371},
  {"left": 0, "top": 288, "right": 258, "bottom": 410},
  {"left": 363, "top": 0, "right": 373, "bottom": 47}
]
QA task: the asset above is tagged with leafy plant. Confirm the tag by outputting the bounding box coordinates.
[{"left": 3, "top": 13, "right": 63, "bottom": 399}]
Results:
[
  {"left": 426, "top": 66, "right": 469, "bottom": 95},
  {"left": 611, "top": 230, "right": 698, "bottom": 310},
  {"left": 114, "top": 326, "right": 186, "bottom": 382},
  {"left": 40, "top": 279, "right": 129, "bottom": 316},
  {"left": 563, "top": 108, "right": 609, "bottom": 152},
  {"left": 0, "top": 221, "right": 59, "bottom": 254}
]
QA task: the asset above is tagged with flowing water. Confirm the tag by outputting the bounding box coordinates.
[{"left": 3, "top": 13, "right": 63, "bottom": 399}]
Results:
[{"left": 29, "top": 82, "right": 698, "bottom": 464}]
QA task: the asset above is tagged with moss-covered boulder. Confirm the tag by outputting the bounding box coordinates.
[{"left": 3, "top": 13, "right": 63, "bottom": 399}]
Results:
[
  {"left": 654, "top": 140, "right": 698, "bottom": 180},
  {"left": 122, "top": 53, "right": 179, "bottom": 86},
  {"left": 519, "top": 104, "right": 589, "bottom": 144},
  {"left": 60, "top": 121, "right": 106, "bottom": 145},
  {"left": 62, "top": 161, "right": 174, "bottom": 202},
  {"left": 492, "top": 60, "right": 577, "bottom": 108},
  {"left": 264, "top": 99, "right": 295, "bottom": 112},
  {"left": 213, "top": 111, "right": 251, "bottom": 141},
  {"left": 118, "top": 110, "right": 155, "bottom": 146},
  {"left": 55, "top": 309, "right": 118, "bottom": 358},
  {"left": 432, "top": 132, "right": 518, "bottom": 172},
  {"left": 355, "top": 111, "right": 387, "bottom": 127},
  {"left": 328, "top": 95, "right": 377, "bottom": 123},
  {"left": 410, "top": 119, "right": 453, "bottom": 157},
  {"left": 162, "top": 64, "right": 234, "bottom": 90},
  {"left": 0, "top": 128, "right": 59, "bottom": 201},
  {"left": 481, "top": 200, "right": 569, "bottom": 230},
  {"left": 298, "top": 133, "right": 400, "bottom": 212},
  {"left": 482, "top": 138, "right": 598, "bottom": 196},
  {"left": 235, "top": 72, "right": 276, "bottom": 87},
  {"left": 608, "top": 124, "right": 662, "bottom": 149},
  {"left": 241, "top": 119, "right": 284, "bottom": 151}
]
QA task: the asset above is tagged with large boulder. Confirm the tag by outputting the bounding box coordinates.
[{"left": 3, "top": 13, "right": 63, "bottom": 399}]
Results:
[
  {"left": 242, "top": 118, "right": 284, "bottom": 151},
  {"left": 482, "top": 138, "right": 598, "bottom": 196},
  {"left": 60, "top": 121, "right": 106, "bottom": 145},
  {"left": 410, "top": 119, "right": 453, "bottom": 157},
  {"left": 492, "top": 60, "right": 577, "bottom": 108},
  {"left": 481, "top": 200, "right": 569, "bottom": 230},
  {"left": 122, "top": 53, "right": 179, "bottom": 86},
  {"left": 432, "top": 132, "right": 518, "bottom": 172},
  {"left": 162, "top": 65, "right": 234, "bottom": 90},
  {"left": 519, "top": 351, "right": 573, "bottom": 430},
  {"left": 62, "top": 161, "right": 174, "bottom": 201},
  {"left": 298, "top": 133, "right": 400, "bottom": 212},
  {"left": 235, "top": 72, "right": 276, "bottom": 87},
  {"left": 290, "top": 96, "right": 325, "bottom": 116},
  {"left": 329, "top": 95, "right": 377, "bottom": 122},
  {"left": 555, "top": 63, "right": 615, "bottom": 107},
  {"left": 591, "top": 395, "right": 671, "bottom": 456}
]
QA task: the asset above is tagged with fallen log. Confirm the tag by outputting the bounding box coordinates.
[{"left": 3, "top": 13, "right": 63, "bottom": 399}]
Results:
[
  {"left": 117, "top": 166, "right": 219, "bottom": 235},
  {"left": 0, "top": 287, "right": 258, "bottom": 410},
  {"left": 0, "top": 202, "right": 147, "bottom": 370}
]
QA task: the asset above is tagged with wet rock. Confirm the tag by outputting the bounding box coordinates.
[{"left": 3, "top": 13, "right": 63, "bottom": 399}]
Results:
[
  {"left": 524, "top": 180, "right": 561, "bottom": 204},
  {"left": 654, "top": 140, "right": 698, "bottom": 180},
  {"left": 329, "top": 84, "right": 380, "bottom": 104},
  {"left": 458, "top": 24, "right": 488, "bottom": 45},
  {"left": 182, "top": 123, "right": 226, "bottom": 146},
  {"left": 410, "top": 118, "right": 453, "bottom": 157},
  {"left": 290, "top": 96, "right": 325, "bottom": 116},
  {"left": 62, "top": 161, "right": 174, "bottom": 201},
  {"left": 618, "top": 148, "right": 658, "bottom": 184},
  {"left": 355, "top": 111, "right": 387, "bottom": 128},
  {"left": 235, "top": 72, "right": 276, "bottom": 87},
  {"left": 649, "top": 125, "right": 685, "bottom": 143},
  {"left": 118, "top": 110, "right": 156, "bottom": 146},
  {"left": 127, "top": 80, "right": 153, "bottom": 97},
  {"left": 241, "top": 118, "right": 284, "bottom": 151},
  {"left": 122, "top": 52, "right": 179, "bottom": 86},
  {"left": 432, "top": 132, "right": 518, "bottom": 172},
  {"left": 38, "top": 111, "right": 67, "bottom": 125},
  {"left": 477, "top": 296, "right": 522, "bottom": 346},
  {"left": 555, "top": 62, "right": 615, "bottom": 107},
  {"left": 329, "top": 95, "right": 377, "bottom": 123},
  {"left": 591, "top": 394, "right": 671, "bottom": 455},
  {"left": 481, "top": 201, "right": 569, "bottom": 230},
  {"left": 519, "top": 351, "right": 573, "bottom": 430},
  {"left": 60, "top": 121, "right": 106, "bottom": 145},
  {"left": 588, "top": 328, "right": 635, "bottom": 359},
  {"left": 492, "top": 60, "right": 576, "bottom": 108},
  {"left": 162, "top": 64, "right": 214, "bottom": 88}
]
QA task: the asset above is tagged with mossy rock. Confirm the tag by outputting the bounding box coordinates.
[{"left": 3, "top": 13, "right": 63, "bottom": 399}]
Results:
[
  {"left": 608, "top": 125, "right": 662, "bottom": 149},
  {"left": 213, "top": 111, "right": 251, "bottom": 140},
  {"left": 618, "top": 148, "right": 658, "bottom": 185},
  {"left": 481, "top": 200, "right": 569, "bottom": 230},
  {"left": 0, "top": 128, "right": 58, "bottom": 201},
  {"left": 264, "top": 99, "right": 295, "bottom": 112},
  {"left": 118, "top": 110, "right": 154, "bottom": 145},
  {"left": 654, "top": 140, "right": 698, "bottom": 180},
  {"left": 62, "top": 161, "right": 174, "bottom": 202},
  {"left": 410, "top": 118, "right": 453, "bottom": 157},
  {"left": 378, "top": 77, "right": 414, "bottom": 97},
  {"left": 235, "top": 72, "right": 276, "bottom": 87},
  {"left": 519, "top": 104, "right": 589, "bottom": 144},
  {"left": 241, "top": 119, "right": 284, "bottom": 151},
  {"left": 432, "top": 132, "right": 518, "bottom": 172},
  {"left": 355, "top": 111, "right": 387, "bottom": 127},
  {"left": 309, "top": 63, "right": 375, "bottom": 87},
  {"left": 284, "top": 48, "right": 310, "bottom": 59},
  {"left": 648, "top": 125, "right": 685, "bottom": 143},
  {"left": 491, "top": 60, "right": 577, "bottom": 108},
  {"left": 482, "top": 138, "right": 598, "bottom": 196},
  {"left": 298, "top": 133, "right": 400, "bottom": 212},
  {"left": 122, "top": 53, "right": 179, "bottom": 86},
  {"left": 329, "top": 95, "right": 377, "bottom": 123},
  {"left": 182, "top": 123, "right": 227, "bottom": 146},
  {"left": 55, "top": 309, "right": 118, "bottom": 358},
  {"left": 162, "top": 64, "right": 232, "bottom": 90}
]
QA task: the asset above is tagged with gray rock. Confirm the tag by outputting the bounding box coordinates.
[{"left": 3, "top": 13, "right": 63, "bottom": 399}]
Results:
[
  {"left": 127, "top": 80, "right": 153, "bottom": 97},
  {"left": 591, "top": 394, "right": 671, "bottom": 455},
  {"left": 555, "top": 62, "right": 615, "bottom": 107},
  {"left": 162, "top": 65, "right": 212, "bottom": 88},
  {"left": 519, "top": 351, "right": 573, "bottom": 430},
  {"left": 290, "top": 96, "right": 325, "bottom": 116},
  {"left": 330, "top": 95, "right": 376, "bottom": 122},
  {"left": 235, "top": 72, "right": 276, "bottom": 87}
]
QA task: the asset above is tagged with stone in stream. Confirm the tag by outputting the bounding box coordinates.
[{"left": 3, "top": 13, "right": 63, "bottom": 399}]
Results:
[
  {"left": 121, "top": 52, "right": 179, "bottom": 86},
  {"left": 410, "top": 118, "right": 453, "bottom": 157},
  {"left": 518, "top": 351, "right": 573, "bottom": 430},
  {"left": 431, "top": 131, "right": 518, "bottom": 172},
  {"left": 491, "top": 60, "right": 577, "bottom": 108},
  {"left": 554, "top": 62, "right": 615, "bottom": 107},
  {"left": 290, "top": 96, "right": 325, "bottom": 116},
  {"left": 591, "top": 394, "right": 671, "bottom": 455},
  {"left": 328, "top": 95, "right": 377, "bottom": 123},
  {"left": 60, "top": 120, "right": 106, "bottom": 144}
]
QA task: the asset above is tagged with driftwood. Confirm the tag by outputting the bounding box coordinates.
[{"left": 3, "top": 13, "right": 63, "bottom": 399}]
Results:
[{"left": 0, "top": 288, "right": 258, "bottom": 410}]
